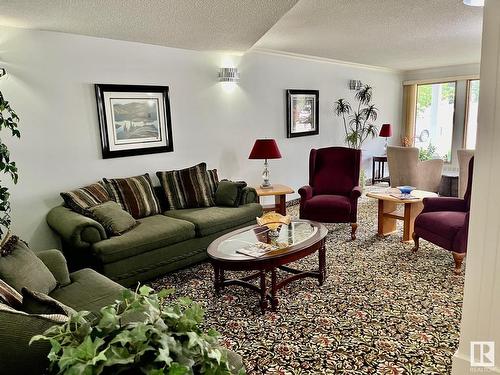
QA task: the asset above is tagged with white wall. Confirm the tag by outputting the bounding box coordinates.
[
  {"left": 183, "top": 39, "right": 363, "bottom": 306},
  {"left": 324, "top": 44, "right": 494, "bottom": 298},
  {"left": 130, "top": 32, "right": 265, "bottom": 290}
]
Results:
[{"left": 0, "top": 26, "right": 402, "bottom": 250}]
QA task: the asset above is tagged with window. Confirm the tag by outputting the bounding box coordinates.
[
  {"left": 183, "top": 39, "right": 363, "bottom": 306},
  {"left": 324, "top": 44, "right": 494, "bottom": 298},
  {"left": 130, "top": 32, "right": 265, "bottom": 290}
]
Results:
[
  {"left": 465, "top": 80, "right": 480, "bottom": 149},
  {"left": 415, "top": 82, "right": 456, "bottom": 163}
]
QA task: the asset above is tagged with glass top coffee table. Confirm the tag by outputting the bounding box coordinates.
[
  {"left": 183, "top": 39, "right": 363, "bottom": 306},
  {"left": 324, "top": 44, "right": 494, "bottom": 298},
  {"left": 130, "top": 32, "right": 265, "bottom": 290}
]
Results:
[{"left": 207, "top": 220, "right": 328, "bottom": 312}]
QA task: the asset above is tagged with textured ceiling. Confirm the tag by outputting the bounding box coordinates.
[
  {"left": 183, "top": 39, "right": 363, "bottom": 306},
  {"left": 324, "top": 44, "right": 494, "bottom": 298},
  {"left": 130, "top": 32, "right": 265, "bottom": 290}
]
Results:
[
  {"left": 0, "top": 0, "right": 299, "bottom": 52},
  {"left": 255, "top": 0, "right": 483, "bottom": 70},
  {"left": 0, "top": 0, "right": 483, "bottom": 70}
]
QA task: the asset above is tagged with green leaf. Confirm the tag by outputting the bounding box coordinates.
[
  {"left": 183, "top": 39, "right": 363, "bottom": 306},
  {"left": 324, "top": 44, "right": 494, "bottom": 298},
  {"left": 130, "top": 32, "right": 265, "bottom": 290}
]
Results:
[{"left": 139, "top": 285, "right": 154, "bottom": 296}]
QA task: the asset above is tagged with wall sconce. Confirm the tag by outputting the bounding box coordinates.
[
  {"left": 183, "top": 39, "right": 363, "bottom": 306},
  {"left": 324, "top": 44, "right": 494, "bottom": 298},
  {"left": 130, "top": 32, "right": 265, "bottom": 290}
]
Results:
[
  {"left": 349, "top": 79, "right": 362, "bottom": 90},
  {"left": 0, "top": 68, "right": 5, "bottom": 78},
  {"left": 218, "top": 67, "right": 240, "bottom": 83}
]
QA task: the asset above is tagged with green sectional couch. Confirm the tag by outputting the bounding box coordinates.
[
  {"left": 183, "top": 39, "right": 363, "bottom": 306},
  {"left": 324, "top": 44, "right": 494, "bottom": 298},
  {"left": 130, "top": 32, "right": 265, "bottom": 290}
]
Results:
[{"left": 47, "top": 187, "right": 262, "bottom": 286}]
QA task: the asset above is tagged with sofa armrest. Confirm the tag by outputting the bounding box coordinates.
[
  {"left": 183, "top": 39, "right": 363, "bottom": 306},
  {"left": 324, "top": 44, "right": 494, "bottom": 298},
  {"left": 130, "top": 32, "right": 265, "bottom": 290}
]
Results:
[
  {"left": 422, "top": 197, "right": 467, "bottom": 213},
  {"left": 36, "top": 249, "right": 71, "bottom": 286},
  {"left": 298, "top": 185, "right": 313, "bottom": 201},
  {"left": 46, "top": 206, "right": 107, "bottom": 249},
  {"left": 350, "top": 186, "right": 362, "bottom": 200},
  {"left": 240, "top": 186, "right": 258, "bottom": 205}
]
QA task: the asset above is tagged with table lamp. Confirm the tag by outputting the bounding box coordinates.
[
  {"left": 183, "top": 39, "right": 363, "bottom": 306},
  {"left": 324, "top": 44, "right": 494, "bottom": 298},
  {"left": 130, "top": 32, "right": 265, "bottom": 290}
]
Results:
[
  {"left": 248, "top": 139, "right": 282, "bottom": 188},
  {"left": 379, "top": 123, "right": 392, "bottom": 154}
]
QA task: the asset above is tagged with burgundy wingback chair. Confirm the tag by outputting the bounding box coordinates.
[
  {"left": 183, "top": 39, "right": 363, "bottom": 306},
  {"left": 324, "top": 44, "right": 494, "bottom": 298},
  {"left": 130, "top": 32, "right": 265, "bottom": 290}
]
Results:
[
  {"left": 412, "top": 157, "right": 474, "bottom": 274},
  {"left": 299, "top": 147, "right": 362, "bottom": 240}
]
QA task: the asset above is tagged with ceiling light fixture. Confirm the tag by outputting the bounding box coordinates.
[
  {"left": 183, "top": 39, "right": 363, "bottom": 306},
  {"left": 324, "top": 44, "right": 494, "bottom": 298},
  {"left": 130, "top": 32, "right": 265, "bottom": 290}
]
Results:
[
  {"left": 218, "top": 67, "right": 240, "bottom": 83},
  {"left": 463, "top": 0, "right": 484, "bottom": 7}
]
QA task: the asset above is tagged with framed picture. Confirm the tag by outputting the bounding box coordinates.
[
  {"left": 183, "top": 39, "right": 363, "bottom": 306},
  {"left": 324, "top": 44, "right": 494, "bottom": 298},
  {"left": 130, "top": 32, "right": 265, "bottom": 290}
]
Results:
[
  {"left": 286, "top": 89, "right": 319, "bottom": 138},
  {"left": 95, "top": 84, "right": 173, "bottom": 158}
]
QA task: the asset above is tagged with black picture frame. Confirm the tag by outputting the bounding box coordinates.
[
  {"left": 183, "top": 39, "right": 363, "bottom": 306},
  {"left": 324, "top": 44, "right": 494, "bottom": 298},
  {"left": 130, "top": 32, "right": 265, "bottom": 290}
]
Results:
[
  {"left": 95, "top": 84, "right": 173, "bottom": 159},
  {"left": 286, "top": 89, "right": 319, "bottom": 138}
]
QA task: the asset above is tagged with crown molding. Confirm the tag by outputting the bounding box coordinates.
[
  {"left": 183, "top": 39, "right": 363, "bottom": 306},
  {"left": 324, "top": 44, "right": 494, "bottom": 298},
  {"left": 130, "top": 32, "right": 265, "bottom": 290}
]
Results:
[{"left": 248, "top": 48, "right": 402, "bottom": 73}]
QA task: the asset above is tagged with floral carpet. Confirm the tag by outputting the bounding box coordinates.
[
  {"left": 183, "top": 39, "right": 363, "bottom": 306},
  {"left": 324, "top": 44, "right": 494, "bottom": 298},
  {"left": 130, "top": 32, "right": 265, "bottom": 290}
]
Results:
[{"left": 150, "top": 193, "right": 465, "bottom": 374}]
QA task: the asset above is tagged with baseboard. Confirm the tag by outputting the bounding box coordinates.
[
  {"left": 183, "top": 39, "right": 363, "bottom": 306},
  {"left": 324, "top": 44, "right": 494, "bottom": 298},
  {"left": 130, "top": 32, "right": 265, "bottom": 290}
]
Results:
[{"left": 453, "top": 350, "right": 500, "bottom": 374}]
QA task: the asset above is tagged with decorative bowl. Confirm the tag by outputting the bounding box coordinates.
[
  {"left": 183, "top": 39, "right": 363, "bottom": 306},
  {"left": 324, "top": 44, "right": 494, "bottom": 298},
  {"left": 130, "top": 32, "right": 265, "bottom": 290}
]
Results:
[
  {"left": 397, "top": 185, "right": 416, "bottom": 194},
  {"left": 256, "top": 212, "right": 291, "bottom": 236}
]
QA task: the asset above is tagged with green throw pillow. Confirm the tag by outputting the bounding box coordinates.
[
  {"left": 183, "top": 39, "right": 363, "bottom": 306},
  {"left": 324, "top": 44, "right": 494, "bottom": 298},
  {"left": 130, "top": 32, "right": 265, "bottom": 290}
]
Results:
[
  {"left": 88, "top": 201, "right": 138, "bottom": 236},
  {"left": 215, "top": 180, "right": 247, "bottom": 207},
  {"left": 0, "top": 239, "right": 57, "bottom": 295},
  {"left": 21, "top": 288, "right": 76, "bottom": 316}
]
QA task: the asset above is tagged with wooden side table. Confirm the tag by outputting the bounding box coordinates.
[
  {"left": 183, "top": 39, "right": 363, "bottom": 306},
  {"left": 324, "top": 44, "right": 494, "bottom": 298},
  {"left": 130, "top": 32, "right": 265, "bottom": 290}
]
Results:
[
  {"left": 372, "top": 156, "right": 390, "bottom": 184},
  {"left": 254, "top": 184, "right": 294, "bottom": 216}
]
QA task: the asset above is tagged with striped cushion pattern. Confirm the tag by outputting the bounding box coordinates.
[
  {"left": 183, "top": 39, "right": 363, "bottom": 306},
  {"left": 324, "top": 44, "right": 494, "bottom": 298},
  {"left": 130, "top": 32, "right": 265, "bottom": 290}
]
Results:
[
  {"left": 103, "top": 174, "right": 161, "bottom": 219},
  {"left": 0, "top": 279, "right": 22, "bottom": 308},
  {"left": 157, "top": 163, "right": 215, "bottom": 210},
  {"left": 206, "top": 169, "right": 219, "bottom": 198},
  {"left": 60, "top": 183, "right": 110, "bottom": 214}
]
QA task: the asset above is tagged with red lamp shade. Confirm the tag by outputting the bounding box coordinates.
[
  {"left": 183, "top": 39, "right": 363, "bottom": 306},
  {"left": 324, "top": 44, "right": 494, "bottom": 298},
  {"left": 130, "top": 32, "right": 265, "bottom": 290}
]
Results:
[
  {"left": 248, "top": 139, "right": 282, "bottom": 159},
  {"left": 379, "top": 123, "right": 392, "bottom": 137}
]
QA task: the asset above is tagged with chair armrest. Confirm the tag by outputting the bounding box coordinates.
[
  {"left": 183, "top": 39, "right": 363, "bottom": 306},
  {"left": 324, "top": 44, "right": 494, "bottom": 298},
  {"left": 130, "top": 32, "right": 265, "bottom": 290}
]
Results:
[
  {"left": 298, "top": 185, "right": 313, "bottom": 201},
  {"left": 350, "top": 186, "right": 362, "bottom": 200},
  {"left": 46, "top": 206, "right": 107, "bottom": 249},
  {"left": 422, "top": 197, "right": 467, "bottom": 213},
  {"left": 239, "top": 186, "right": 258, "bottom": 205},
  {"left": 36, "top": 249, "right": 71, "bottom": 286}
]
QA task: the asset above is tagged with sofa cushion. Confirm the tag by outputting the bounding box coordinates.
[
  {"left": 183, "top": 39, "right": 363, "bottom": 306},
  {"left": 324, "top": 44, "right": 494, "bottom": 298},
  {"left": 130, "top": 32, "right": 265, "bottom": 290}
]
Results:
[
  {"left": 164, "top": 203, "right": 262, "bottom": 237},
  {"left": 0, "top": 279, "right": 22, "bottom": 308},
  {"left": 21, "top": 288, "right": 76, "bottom": 316},
  {"left": 0, "top": 240, "right": 57, "bottom": 295},
  {"left": 92, "top": 215, "right": 196, "bottom": 264},
  {"left": 88, "top": 201, "right": 138, "bottom": 236},
  {"left": 156, "top": 162, "right": 215, "bottom": 210},
  {"left": 206, "top": 169, "right": 219, "bottom": 198},
  {"left": 49, "top": 268, "right": 124, "bottom": 312},
  {"left": 215, "top": 180, "right": 247, "bottom": 207},
  {"left": 103, "top": 174, "right": 161, "bottom": 219},
  {"left": 60, "top": 182, "right": 110, "bottom": 215}
]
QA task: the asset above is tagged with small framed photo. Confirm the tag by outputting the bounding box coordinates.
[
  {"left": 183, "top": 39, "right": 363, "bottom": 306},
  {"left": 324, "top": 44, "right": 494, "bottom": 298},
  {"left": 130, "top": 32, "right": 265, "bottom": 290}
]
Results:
[
  {"left": 95, "top": 84, "right": 173, "bottom": 158},
  {"left": 286, "top": 89, "right": 319, "bottom": 138}
]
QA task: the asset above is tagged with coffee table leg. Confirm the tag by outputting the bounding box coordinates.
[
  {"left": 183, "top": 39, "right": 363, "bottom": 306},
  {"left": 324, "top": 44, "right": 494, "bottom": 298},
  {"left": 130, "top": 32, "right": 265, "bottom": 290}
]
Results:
[
  {"left": 318, "top": 244, "right": 326, "bottom": 285},
  {"left": 213, "top": 264, "right": 221, "bottom": 295},
  {"left": 270, "top": 268, "right": 279, "bottom": 311},
  {"left": 259, "top": 270, "right": 268, "bottom": 313}
]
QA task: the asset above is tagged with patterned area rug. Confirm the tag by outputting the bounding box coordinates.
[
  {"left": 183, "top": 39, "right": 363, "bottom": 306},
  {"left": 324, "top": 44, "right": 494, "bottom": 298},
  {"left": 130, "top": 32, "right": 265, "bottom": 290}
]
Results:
[{"left": 150, "top": 194, "right": 464, "bottom": 374}]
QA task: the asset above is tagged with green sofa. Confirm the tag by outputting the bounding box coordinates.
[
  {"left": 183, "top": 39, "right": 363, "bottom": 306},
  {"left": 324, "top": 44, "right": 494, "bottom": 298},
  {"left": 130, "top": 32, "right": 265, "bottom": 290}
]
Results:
[
  {"left": 0, "top": 249, "right": 125, "bottom": 374},
  {"left": 46, "top": 187, "right": 262, "bottom": 286}
]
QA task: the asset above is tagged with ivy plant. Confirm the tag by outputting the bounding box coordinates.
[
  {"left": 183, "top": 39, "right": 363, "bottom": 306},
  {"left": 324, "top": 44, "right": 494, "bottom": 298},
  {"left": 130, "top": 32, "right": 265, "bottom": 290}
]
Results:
[
  {"left": 0, "top": 69, "right": 20, "bottom": 240},
  {"left": 31, "top": 286, "right": 245, "bottom": 375},
  {"left": 333, "top": 85, "right": 378, "bottom": 149}
]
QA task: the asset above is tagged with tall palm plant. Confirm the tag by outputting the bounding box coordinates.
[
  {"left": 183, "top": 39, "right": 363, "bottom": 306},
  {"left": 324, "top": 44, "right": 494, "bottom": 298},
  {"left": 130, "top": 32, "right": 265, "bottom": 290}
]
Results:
[
  {"left": 0, "top": 69, "right": 20, "bottom": 240},
  {"left": 334, "top": 85, "right": 379, "bottom": 149}
]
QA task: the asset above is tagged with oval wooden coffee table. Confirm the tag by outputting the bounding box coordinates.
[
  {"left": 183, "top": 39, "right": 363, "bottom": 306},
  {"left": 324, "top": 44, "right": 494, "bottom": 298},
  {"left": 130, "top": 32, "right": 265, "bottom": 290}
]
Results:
[{"left": 207, "top": 220, "right": 328, "bottom": 313}]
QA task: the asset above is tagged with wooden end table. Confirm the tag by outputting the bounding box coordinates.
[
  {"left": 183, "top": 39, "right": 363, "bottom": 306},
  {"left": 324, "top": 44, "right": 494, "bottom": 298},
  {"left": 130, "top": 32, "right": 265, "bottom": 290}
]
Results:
[
  {"left": 254, "top": 184, "right": 294, "bottom": 216},
  {"left": 207, "top": 220, "right": 328, "bottom": 313},
  {"left": 366, "top": 189, "right": 437, "bottom": 242},
  {"left": 372, "top": 156, "right": 390, "bottom": 184}
]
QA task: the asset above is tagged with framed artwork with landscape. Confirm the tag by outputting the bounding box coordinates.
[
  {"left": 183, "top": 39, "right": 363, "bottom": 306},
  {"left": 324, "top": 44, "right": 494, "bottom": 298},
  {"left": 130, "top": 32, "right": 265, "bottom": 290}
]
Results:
[
  {"left": 286, "top": 89, "right": 319, "bottom": 138},
  {"left": 95, "top": 84, "right": 173, "bottom": 158}
]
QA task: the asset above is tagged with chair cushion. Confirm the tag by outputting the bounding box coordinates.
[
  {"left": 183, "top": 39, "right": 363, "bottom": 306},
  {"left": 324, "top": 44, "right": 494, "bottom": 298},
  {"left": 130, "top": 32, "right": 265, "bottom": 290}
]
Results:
[
  {"left": 49, "top": 268, "right": 124, "bottom": 312},
  {"left": 164, "top": 203, "right": 262, "bottom": 237},
  {"left": 414, "top": 211, "right": 467, "bottom": 252},
  {"left": 0, "top": 240, "right": 57, "bottom": 295},
  {"left": 92, "top": 215, "right": 196, "bottom": 264},
  {"left": 301, "top": 195, "right": 352, "bottom": 223},
  {"left": 156, "top": 162, "right": 215, "bottom": 210},
  {"left": 103, "top": 174, "right": 161, "bottom": 219}
]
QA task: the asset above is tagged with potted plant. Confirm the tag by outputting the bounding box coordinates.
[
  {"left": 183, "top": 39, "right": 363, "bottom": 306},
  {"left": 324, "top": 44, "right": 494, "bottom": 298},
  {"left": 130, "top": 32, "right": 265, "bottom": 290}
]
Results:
[
  {"left": 334, "top": 85, "right": 379, "bottom": 187},
  {"left": 31, "top": 286, "right": 245, "bottom": 375},
  {"left": 0, "top": 68, "right": 20, "bottom": 241}
]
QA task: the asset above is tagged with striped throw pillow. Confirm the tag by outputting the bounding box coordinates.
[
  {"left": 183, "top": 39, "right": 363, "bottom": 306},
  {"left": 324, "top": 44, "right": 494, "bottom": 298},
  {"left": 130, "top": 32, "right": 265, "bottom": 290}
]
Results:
[
  {"left": 206, "top": 169, "right": 219, "bottom": 198},
  {"left": 103, "top": 174, "right": 161, "bottom": 219},
  {"left": 60, "top": 183, "right": 110, "bottom": 214},
  {"left": 157, "top": 163, "right": 215, "bottom": 210}
]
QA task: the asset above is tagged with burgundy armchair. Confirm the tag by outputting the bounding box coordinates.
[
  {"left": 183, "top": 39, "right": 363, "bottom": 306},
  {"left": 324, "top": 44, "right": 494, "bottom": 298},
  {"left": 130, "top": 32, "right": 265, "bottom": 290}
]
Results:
[
  {"left": 299, "top": 147, "right": 362, "bottom": 240},
  {"left": 412, "top": 157, "right": 474, "bottom": 274}
]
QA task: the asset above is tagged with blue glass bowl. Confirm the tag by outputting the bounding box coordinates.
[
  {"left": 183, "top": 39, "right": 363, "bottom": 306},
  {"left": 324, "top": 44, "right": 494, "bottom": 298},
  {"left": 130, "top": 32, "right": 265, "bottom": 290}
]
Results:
[{"left": 397, "top": 185, "right": 416, "bottom": 194}]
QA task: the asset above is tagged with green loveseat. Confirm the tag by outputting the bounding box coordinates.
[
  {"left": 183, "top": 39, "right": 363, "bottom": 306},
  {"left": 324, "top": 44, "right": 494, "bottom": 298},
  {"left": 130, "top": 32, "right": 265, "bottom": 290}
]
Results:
[
  {"left": 1, "top": 249, "right": 125, "bottom": 374},
  {"left": 47, "top": 187, "right": 262, "bottom": 286}
]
